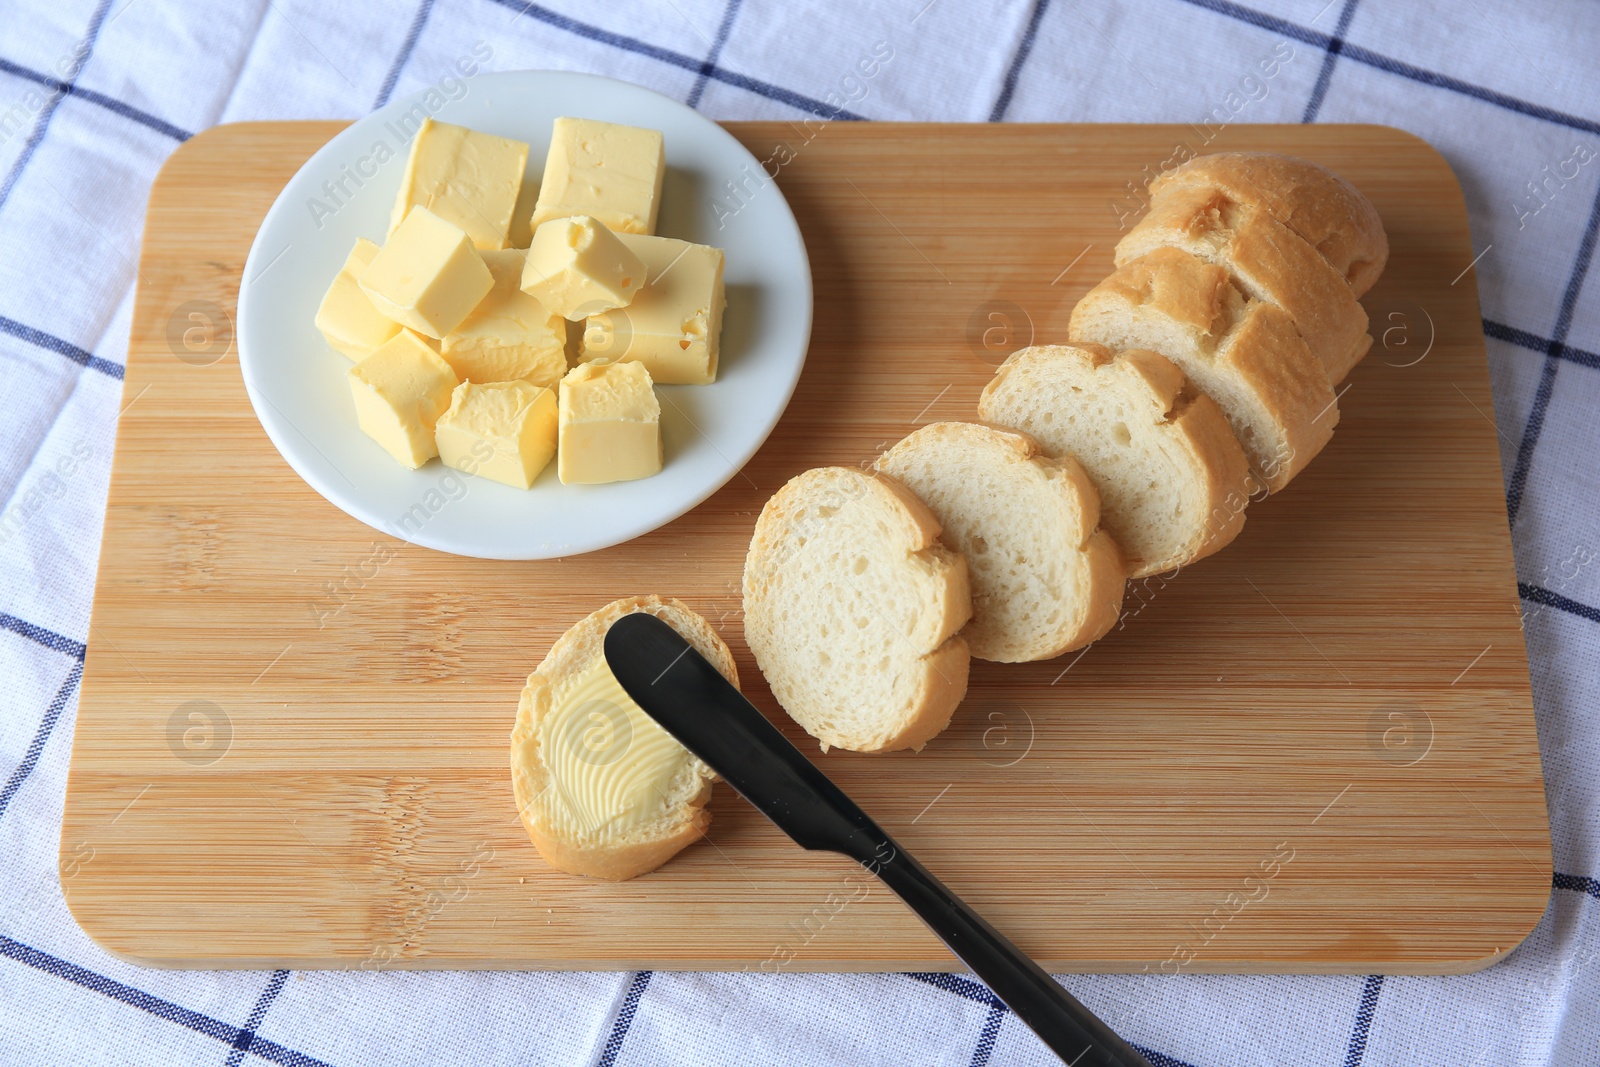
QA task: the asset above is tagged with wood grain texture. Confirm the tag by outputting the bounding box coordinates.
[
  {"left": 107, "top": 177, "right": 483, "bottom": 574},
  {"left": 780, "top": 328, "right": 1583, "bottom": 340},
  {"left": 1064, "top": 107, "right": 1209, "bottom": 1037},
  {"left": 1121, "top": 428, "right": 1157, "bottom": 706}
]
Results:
[{"left": 60, "top": 121, "right": 1549, "bottom": 974}]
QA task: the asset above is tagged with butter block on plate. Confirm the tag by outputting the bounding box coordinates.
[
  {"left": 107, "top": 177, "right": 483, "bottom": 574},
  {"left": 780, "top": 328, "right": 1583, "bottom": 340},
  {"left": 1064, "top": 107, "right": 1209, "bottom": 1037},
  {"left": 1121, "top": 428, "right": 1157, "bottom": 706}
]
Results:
[
  {"left": 435, "top": 380, "right": 557, "bottom": 490},
  {"left": 359, "top": 206, "right": 494, "bottom": 339},
  {"left": 580, "top": 234, "right": 726, "bottom": 385},
  {"left": 441, "top": 249, "right": 567, "bottom": 388},
  {"left": 314, "top": 237, "right": 401, "bottom": 361},
  {"left": 521, "top": 216, "right": 646, "bottom": 321},
  {"left": 557, "top": 360, "right": 662, "bottom": 485},
  {"left": 349, "top": 330, "right": 460, "bottom": 469},
  {"left": 389, "top": 117, "right": 530, "bottom": 251},
  {"left": 530, "top": 117, "right": 665, "bottom": 236}
]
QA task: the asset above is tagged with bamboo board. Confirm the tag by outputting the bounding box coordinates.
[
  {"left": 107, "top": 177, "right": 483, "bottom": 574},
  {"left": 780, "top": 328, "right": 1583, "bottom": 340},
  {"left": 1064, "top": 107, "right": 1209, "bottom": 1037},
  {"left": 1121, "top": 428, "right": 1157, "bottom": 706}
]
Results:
[{"left": 61, "top": 122, "right": 1549, "bottom": 974}]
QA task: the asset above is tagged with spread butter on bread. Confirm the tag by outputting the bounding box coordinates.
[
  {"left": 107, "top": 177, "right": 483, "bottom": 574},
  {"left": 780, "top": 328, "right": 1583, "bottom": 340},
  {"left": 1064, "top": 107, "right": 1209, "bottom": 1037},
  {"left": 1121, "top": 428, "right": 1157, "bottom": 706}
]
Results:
[{"left": 511, "top": 595, "right": 737, "bottom": 880}]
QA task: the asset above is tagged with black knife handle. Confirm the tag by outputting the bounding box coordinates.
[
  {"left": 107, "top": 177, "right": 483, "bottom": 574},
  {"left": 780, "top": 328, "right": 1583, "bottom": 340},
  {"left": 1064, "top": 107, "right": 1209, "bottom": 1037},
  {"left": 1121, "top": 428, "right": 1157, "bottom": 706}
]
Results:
[{"left": 866, "top": 833, "right": 1152, "bottom": 1067}]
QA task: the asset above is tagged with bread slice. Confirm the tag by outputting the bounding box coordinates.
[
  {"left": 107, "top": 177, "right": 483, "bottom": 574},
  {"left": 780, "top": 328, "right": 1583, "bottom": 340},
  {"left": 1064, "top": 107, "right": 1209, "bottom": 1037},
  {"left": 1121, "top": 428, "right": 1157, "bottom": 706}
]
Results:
[
  {"left": 1070, "top": 248, "right": 1337, "bottom": 493},
  {"left": 1116, "top": 182, "right": 1371, "bottom": 384},
  {"left": 510, "top": 595, "right": 739, "bottom": 881},
  {"left": 743, "top": 466, "right": 971, "bottom": 753},
  {"left": 979, "top": 343, "right": 1251, "bottom": 578},
  {"left": 1148, "top": 151, "right": 1389, "bottom": 297},
  {"left": 875, "top": 422, "right": 1125, "bottom": 663}
]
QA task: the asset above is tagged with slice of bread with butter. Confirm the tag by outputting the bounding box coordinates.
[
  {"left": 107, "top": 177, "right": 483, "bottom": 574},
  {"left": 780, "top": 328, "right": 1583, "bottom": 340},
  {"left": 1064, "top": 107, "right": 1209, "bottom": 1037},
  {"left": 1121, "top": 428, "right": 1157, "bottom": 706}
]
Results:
[{"left": 511, "top": 595, "right": 738, "bottom": 881}]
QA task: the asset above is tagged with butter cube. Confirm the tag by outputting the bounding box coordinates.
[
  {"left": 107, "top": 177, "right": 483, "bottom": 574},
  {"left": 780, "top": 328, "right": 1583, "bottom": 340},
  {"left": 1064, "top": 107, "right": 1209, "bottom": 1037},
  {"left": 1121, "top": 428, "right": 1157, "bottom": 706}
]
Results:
[
  {"left": 441, "top": 249, "right": 567, "bottom": 387},
  {"left": 359, "top": 206, "right": 494, "bottom": 339},
  {"left": 557, "top": 361, "right": 662, "bottom": 485},
  {"left": 315, "top": 238, "right": 402, "bottom": 360},
  {"left": 580, "top": 234, "right": 725, "bottom": 385},
  {"left": 389, "top": 117, "right": 530, "bottom": 251},
  {"left": 520, "top": 216, "right": 646, "bottom": 322},
  {"left": 531, "top": 117, "right": 665, "bottom": 236},
  {"left": 435, "top": 380, "right": 557, "bottom": 490},
  {"left": 349, "top": 330, "right": 460, "bottom": 469}
]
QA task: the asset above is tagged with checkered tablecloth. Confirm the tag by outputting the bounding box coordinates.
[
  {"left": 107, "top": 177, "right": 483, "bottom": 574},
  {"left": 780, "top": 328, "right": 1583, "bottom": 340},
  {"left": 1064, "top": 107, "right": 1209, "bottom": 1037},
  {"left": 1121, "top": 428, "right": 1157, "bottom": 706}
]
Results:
[{"left": 2, "top": 0, "right": 1597, "bottom": 1063}]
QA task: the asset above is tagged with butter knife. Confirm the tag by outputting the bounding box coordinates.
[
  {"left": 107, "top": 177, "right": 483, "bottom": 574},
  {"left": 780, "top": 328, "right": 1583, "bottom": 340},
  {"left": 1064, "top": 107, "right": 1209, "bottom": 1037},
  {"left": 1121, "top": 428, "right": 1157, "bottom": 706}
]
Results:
[{"left": 603, "top": 612, "right": 1153, "bottom": 1067}]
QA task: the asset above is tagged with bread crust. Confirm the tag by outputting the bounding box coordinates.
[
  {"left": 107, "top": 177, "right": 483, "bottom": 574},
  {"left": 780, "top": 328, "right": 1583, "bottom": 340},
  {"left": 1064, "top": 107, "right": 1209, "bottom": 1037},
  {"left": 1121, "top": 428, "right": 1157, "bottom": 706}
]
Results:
[
  {"left": 868, "top": 470, "right": 973, "bottom": 655},
  {"left": 876, "top": 421, "right": 1127, "bottom": 662},
  {"left": 742, "top": 466, "right": 971, "bottom": 753},
  {"left": 524, "top": 801, "right": 712, "bottom": 882},
  {"left": 1149, "top": 151, "right": 1389, "bottom": 297},
  {"left": 885, "top": 637, "right": 972, "bottom": 752},
  {"left": 510, "top": 594, "right": 738, "bottom": 881},
  {"left": 1116, "top": 183, "right": 1371, "bottom": 384},
  {"left": 981, "top": 342, "right": 1250, "bottom": 577},
  {"left": 1071, "top": 249, "right": 1336, "bottom": 492},
  {"left": 1214, "top": 299, "right": 1338, "bottom": 490},
  {"left": 1101, "top": 346, "right": 1253, "bottom": 567}
]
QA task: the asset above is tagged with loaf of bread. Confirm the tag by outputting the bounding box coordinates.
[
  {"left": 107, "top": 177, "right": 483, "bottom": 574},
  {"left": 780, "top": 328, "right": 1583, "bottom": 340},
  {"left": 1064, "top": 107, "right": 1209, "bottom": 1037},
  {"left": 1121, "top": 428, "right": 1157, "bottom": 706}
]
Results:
[
  {"left": 1148, "top": 151, "right": 1389, "bottom": 297},
  {"left": 979, "top": 343, "right": 1251, "bottom": 577},
  {"left": 875, "top": 421, "right": 1125, "bottom": 662},
  {"left": 730, "top": 151, "right": 1384, "bottom": 759},
  {"left": 743, "top": 466, "right": 970, "bottom": 752},
  {"left": 510, "top": 595, "right": 738, "bottom": 880},
  {"left": 1070, "top": 247, "right": 1337, "bottom": 492},
  {"left": 1115, "top": 182, "right": 1371, "bottom": 383}
]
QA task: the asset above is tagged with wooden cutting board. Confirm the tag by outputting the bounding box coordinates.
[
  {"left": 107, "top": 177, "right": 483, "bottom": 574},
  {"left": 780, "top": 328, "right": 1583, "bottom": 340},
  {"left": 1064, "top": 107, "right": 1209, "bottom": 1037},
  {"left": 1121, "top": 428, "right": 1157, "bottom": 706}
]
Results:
[{"left": 61, "top": 121, "right": 1549, "bottom": 975}]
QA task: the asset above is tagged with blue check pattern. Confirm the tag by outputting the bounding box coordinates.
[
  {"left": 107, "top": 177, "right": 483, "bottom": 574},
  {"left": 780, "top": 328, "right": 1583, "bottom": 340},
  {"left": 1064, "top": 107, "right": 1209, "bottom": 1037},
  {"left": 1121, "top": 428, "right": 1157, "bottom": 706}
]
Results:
[{"left": 0, "top": 1, "right": 1596, "bottom": 1063}]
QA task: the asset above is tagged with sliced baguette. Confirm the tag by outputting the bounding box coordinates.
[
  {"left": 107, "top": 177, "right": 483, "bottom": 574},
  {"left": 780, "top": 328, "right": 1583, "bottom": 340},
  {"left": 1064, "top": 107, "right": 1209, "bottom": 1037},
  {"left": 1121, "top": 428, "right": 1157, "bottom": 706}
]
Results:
[
  {"left": 510, "top": 595, "right": 738, "bottom": 881},
  {"left": 1148, "top": 151, "right": 1389, "bottom": 297},
  {"left": 1116, "top": 182, "right": 1371, "bottom": 383},
  {"left": 875, "top": 422, "right": 1125, "bottom": 662},
  {"left": 979, "top": 343, "right": 1251, "bottom": 578},
  {"left": 1070, "top": 247, "right": 1337, "bottom": 493},
  {"left": 743, "top": 466, "right": 971, "bottom": 753}
]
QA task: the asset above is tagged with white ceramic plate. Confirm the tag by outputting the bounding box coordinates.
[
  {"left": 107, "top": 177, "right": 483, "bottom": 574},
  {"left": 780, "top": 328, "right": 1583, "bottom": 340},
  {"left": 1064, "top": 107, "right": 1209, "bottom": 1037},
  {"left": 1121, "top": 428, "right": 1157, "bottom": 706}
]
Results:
[{"left": 238, "top": 70, "right": 811, "bottom": 560}]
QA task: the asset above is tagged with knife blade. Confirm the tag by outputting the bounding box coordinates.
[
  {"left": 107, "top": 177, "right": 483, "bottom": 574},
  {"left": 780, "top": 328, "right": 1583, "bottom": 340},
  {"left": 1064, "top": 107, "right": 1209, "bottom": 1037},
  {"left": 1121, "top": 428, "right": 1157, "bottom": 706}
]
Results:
[{"left": 603, "top": 611, "right": 1153, "bottom": 1067}]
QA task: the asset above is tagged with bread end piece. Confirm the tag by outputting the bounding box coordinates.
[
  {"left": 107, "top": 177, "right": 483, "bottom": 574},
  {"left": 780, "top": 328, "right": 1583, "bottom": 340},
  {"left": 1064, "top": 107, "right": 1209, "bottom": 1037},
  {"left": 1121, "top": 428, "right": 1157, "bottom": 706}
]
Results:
[
  {"left": 1114, "top": 182, "right": 1372, "bottom": 384},
  {"left": 743, "top": 466, "right": 972, "bottom": 753},
  {"left": 510, "top": 594, "right": 738, "bottom": 881},
  {"left": 1149, "top": 151, "right": 1389, "bottom": 297}
]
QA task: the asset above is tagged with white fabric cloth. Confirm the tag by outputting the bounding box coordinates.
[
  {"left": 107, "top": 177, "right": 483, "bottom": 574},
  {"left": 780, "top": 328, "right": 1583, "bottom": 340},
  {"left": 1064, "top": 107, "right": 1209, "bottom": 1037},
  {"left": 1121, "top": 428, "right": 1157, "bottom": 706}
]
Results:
[{"left": 1, "top": 1, "right": 1597, "bottom": 1063}]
